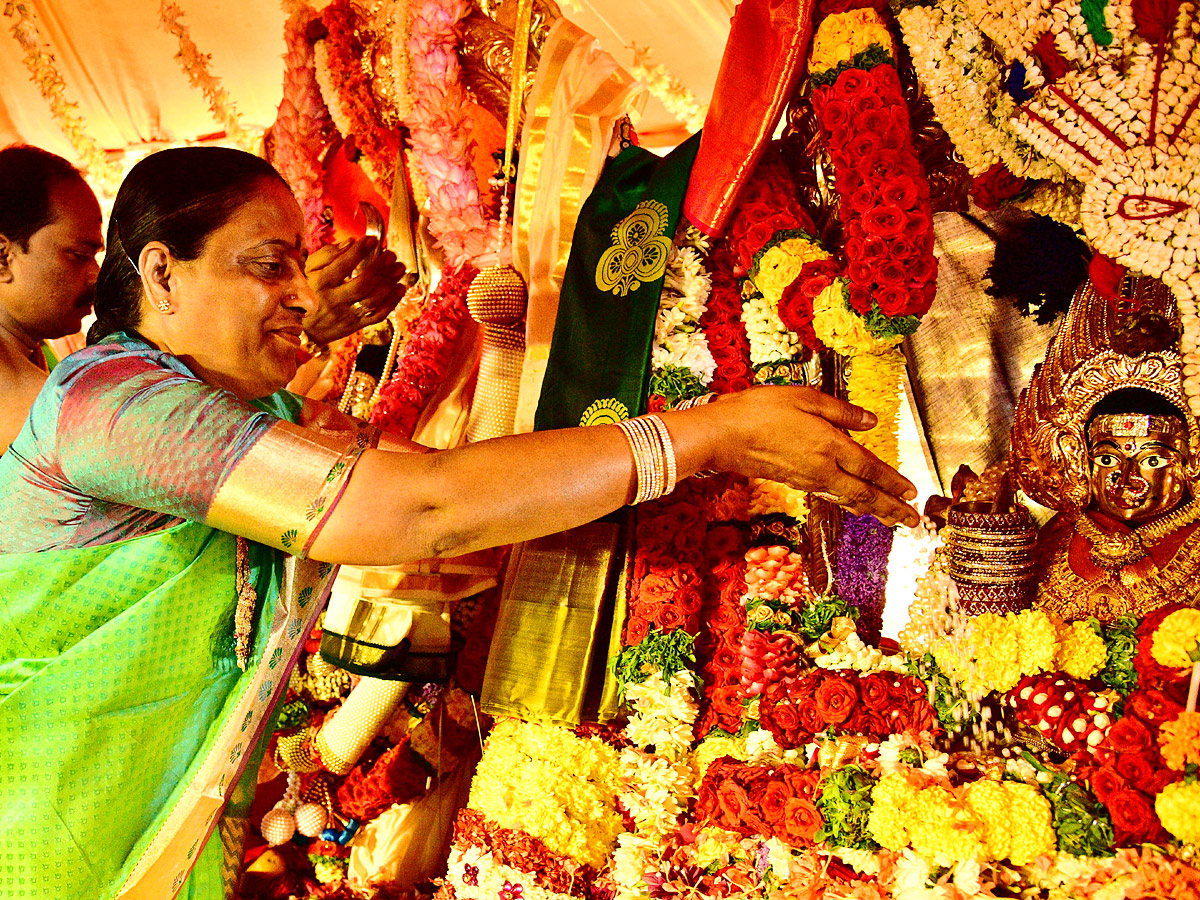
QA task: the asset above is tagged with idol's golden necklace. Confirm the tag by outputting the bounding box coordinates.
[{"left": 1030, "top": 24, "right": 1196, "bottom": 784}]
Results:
[{"left": 1073, "top": 497, "right": 1200, "bottom": 570}]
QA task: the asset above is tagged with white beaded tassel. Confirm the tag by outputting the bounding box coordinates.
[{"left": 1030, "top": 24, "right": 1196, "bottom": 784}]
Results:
[{"left": 314, "top": 676, "right": 409, "bottom": 775}]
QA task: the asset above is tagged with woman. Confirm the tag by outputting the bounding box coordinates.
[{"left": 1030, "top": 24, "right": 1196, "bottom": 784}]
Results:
[{"left": 0, "top": 147, "right": 918, "bottom": 900}]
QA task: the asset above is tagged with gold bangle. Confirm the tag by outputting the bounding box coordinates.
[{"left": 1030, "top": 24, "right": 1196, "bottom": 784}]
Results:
[
  {"left": 616, "top": 415, "right": 677, "bottom": 504},
  {"left": 644, "top": 414, "right": 677, "bottom": 497}
]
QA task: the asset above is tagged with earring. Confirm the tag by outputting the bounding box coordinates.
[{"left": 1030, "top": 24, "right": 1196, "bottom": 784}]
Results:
[{"left": 155, "top": 297, "right": 170, "bottom": 313}]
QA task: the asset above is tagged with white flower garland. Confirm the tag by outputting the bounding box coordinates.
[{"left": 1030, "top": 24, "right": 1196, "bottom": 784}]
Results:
[
  {"left": 897, "top": 0, "right": 1062, "bottom": 179},
  {"left": 652, "top": 228, "right": 717, "bottom": 386},
  {"left": 623, "top": 669, "right": 699, "bottom": 759},
  {"left": 741, "top": 294, "right": 802, "bottom": 367}
]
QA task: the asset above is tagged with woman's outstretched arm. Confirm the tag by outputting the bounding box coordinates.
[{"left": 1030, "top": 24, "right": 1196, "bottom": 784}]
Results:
[{"left": 309, "top": 386, "right": 919, "bottom": 566}]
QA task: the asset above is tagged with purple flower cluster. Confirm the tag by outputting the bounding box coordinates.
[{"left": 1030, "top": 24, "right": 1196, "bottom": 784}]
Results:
[{"left": 832, "top": 511, "right": 893, "bottom": 644}]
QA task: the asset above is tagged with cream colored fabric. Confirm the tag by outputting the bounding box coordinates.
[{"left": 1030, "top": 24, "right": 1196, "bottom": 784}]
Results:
[{"left": 510, "top": 19, "right": 648, "bottom": 433}]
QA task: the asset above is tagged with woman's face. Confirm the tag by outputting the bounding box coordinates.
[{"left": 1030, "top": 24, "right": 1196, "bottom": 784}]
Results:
[{"left": 152, "top": 178, "right": 315, "bottom": 399}]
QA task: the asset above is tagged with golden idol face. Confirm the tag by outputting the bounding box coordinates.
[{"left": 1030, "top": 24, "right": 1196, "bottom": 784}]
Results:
[{"left": 1088, "top": 427, "right": 1190, "bottom": 524}]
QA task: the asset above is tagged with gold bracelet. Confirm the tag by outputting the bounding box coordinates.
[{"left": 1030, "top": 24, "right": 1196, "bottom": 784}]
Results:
[
  {"left": 616, "top": 415, "right": 677, "bottom": 504},
  {"left": 676, "top": 392, "right": 717, "bottom": 410}
]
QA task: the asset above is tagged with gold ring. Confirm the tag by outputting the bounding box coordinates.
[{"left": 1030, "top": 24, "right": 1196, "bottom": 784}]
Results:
[{"left": 352, "top": 301, "right": 370, "bottom": 319}]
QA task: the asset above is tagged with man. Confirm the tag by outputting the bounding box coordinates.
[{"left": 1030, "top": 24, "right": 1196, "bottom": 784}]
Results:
[
  {"left": 0, "top": 144, "right": 409, "bottom": 451},
  {"left": 0, "top": 146, "right": 102, "bottom": 451}
]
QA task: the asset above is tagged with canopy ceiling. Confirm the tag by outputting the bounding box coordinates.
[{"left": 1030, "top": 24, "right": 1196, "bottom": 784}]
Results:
[{"left": 0, "top": 0, "right": 734, "bottom": 178}]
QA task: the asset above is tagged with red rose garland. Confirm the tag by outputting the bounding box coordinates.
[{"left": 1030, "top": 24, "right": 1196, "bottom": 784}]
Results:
[
  {"left": 371, "top": 264, "right": 477, "bottom": 438},
  {"left": 700, "top": 244, "right": 754, "bottom": 394},
  {"left": 811, "top": 62, "right": 937, "bottom": 327},
  {"left": 758, "top": 668, "right": 938, "bottom": 749},
  {"left": 695, "top": 756, "right": 825, "bottom": 847}
]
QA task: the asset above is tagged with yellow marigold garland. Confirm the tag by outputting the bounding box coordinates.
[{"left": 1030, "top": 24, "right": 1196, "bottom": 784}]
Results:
[
  {"left": 932, "top": 609, "right": 1063, "bottom": 696},
  {"left": 1156, "top": 781, "right": 1200, "bottom": 846},
  {"left": 469, "top": 718, "right": 625, "bottom": 869},
  {"left": 808, "top": 8, "right": 896, "bottom": 76},
  {"left": 846, "top": 347, "right": 905, "bottom": 471},
  {"left": 1151, "top": 609, "right": 1200, "bottom": 668},
  {"left": 3, "top": 1, "right": 122, "bottom": 192},
  {"left": 1055, "top": 620, "right": 1108, "bottom": 680},
  {"left": 964, "top": 780, "right": 1056, "bottom": 866}
]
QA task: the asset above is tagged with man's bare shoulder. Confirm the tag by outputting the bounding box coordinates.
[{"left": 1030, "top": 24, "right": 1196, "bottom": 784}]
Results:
[{"left": 0, "top": 343, "right": 49, "bottom": 451}]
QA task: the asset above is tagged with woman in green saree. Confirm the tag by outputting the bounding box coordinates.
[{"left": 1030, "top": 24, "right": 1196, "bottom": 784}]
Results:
[{"left": 0, "top": 147, "right": 920, "bottom": 900}]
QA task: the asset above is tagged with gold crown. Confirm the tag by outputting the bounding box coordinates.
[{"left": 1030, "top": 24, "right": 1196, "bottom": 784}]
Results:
[{"left": 1010, "top": 276, "right": 1198, "bottom": 511}]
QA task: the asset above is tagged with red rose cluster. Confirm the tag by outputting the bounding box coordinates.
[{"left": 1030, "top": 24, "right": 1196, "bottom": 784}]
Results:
[
  {"left": 701, "top": 244, "right": 755, "bottom": 394},
  {"left": 695, "top": 514, "right": 752, "bottom": 738},
  {"left": 778, "top": 258, "right": 840, "bottom": 351},
  {"left": 725, "top": 151, "right": 817, "bottom": 276},
  {"left": 695, "top": 756, "right": 824, "bottom": 847},
  {"left": 758, "top": 668, "right": 937, "bottom": 749},
  {"left": 812, "top": 63, "right": 937, "bottom": 321},
  {"left": 624, "top": 480, "right": 710, "bottom": 646},
  {"left": 1005, "top": 673, "right": 1115, "bottom": 761},
  {"left": 371, "top": 263, "right": 476, "bottom": 438}
]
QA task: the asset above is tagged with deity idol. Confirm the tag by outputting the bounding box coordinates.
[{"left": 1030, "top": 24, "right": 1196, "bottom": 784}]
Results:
[{"left": 1011, "top": 276, "right": 1200, "bottom": 622}]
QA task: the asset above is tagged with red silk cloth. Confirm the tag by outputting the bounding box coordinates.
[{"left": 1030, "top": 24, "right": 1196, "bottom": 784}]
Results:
[{"left": 682, "top": 0, "right": 815, "bottom": 236}]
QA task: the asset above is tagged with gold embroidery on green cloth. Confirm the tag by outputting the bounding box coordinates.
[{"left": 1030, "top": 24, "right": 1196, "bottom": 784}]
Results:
[
  {"left": 595, "top": 200, "right": 672, "bottom": 296},
  {"left": 580, "top": 397, "right": 630, "bottom": 426}
]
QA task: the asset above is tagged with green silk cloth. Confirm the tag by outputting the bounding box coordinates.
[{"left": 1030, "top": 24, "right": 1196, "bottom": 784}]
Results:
[
  {"left": 483, "top": 135, "right": 699, "bottom": 726},
  {"left": 533, "top": 132, "right": 702, "bottom": 431}
]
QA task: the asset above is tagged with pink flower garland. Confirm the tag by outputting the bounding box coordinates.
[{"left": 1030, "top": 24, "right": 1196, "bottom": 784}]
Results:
[
  {"left": 406, "top": 0, "right": 498, "bottom": 268},
  {"left": 273, "top": 5, "right": 336, "bottom": 252}
]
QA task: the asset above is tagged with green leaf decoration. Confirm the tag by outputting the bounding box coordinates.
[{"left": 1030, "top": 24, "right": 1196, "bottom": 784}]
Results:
[
  {"left": 798, "top": 592, "right": 858, "bottom": 641},
  {"left": 815, "top": 764, "right": 881, "bottom": 850},
  {"left": 276, "top": 699, "right": 309, "bottom": 731},
  {"left": 650, "top": 365, "right": 709, "bottom": 408},
  {"left": 1041, "top": 766, "right": 1116, "bottom": 857},
  {"left": 905, "top": 652, "right": 980, "bottom": 733},
  {"left": 810, "top": 45, "right": 895, "bottom": 89},
  {"left": 611, "top": 627, "right": 698, "bottom": 705},
  {"left": 1098, "top": 616, "right": 1139, "bottom": 695}
]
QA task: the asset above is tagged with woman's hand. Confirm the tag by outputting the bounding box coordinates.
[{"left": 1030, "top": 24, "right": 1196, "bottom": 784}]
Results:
[
  {"left": 672, "top": 386, "right": 919, "bottom": 527},
  {"left": 311, "top": 384, "right": 919, "bottom": 567},
  {"left": 302, "top": 237, "right": 414, "bottom": 345}
]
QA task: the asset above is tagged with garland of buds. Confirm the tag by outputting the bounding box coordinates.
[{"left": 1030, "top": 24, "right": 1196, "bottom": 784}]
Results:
[
  {"left": 4, "top": 1, "right": 122, "bottom": 192},
  {"left": 158, "top": 1, "right": 257, "bottom": 152}
]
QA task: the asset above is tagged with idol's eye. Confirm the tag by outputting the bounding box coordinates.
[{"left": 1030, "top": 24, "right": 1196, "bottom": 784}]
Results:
[
  {"left": 1094, "top": 453, "right": 1120, "bottom": 468},
  {"left": 1143, "top": 455, "right": 1170, "bottom": 469}
]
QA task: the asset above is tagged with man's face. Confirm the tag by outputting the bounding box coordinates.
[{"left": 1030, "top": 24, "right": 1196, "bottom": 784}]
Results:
[
  {"left": 1088, "top": 420, "right": 1190, "bottom": 524},
  {"left": 1, "top": 177, "right": 103, "bottom": 341}
]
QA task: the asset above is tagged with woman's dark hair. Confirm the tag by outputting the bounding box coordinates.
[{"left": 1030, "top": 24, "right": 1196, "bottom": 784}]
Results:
[
  {"left": 88, "top": 146, "right": 290, "bottom": 344},
  {"left": 0, "top": 145, "right": 89, "bottom": 249},
  {"left": 1087, "top": 387, "right": 1187, "bottom": 434}
]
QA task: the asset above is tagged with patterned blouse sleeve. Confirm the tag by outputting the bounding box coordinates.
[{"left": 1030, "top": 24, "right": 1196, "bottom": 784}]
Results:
[{"left": 56, "top": 350, "right": 373, "bottom": 557}]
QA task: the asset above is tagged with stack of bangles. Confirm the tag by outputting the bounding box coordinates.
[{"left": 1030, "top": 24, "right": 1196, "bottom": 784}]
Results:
[{"left": 616, "top": 393, "right": 717, "bottom": 503}]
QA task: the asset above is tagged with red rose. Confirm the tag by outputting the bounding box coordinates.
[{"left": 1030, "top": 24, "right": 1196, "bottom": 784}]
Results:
[
  {"left": 876, "top": 285, "right": 910, "bottom": 317},
  {"left": 888, "top": 236, "right": 916, "bottom": 260},
  {"left": 674, "top": 586, "right": 703, "bottom": 616},
  {"left": 1105, "top": 788, "right": 1162, "bottom": 845},
  {"left": 819, "top": 97, "right": 852, "bottom": 134},
  {"left": 814, "top": 676, "right": 859, "bottom": 725},
  {"left": 624, "top": 615, "right": 651, "bottom": 646},
  {"left": 762, "top": 696, "right": 802, "bottom": 743},
  {"left": 862, "top": 204, "right": 907, "bottom": 238},
  {"left": 848, "top": 260, "right": 875, "bottom": 286},
  {"left": 882, "top": 174, "right": 919, "bottom": 210},
  {"left": 795, "top": 697, "right": 826, "bottom": 738},
  {"left": 840, "top": 169, "right": 865, "bottom": 194},
  {"left": 848, "top": 186, "right": 880, "bottom": 215},
  {"left": 859, "top": 673, "right": 892, "bottom": 711},
  {"left": 903, "top": 208, "right": 933, "bottom": 239},
  {"left": 780, "top": 796, "right": 823, "bottom": 846},
  {"left": 877, "top": 260, "right": 907, "bottom": 288},
  {"left": 1126, "top": 689, "right": 1183, "bottom": 730},
  {"left": 970, "top": 163, "right": 1027, "bottom": 211},
  {"left": 1106, "top": 716, "right": 1153, "bottom": 753},
  {"left": 711, "top": 684, "right": 744, "bottom": 717},
  {"left": 1116, "top": 751, "right": 1158, "bottom": 792},
  {"left": 850, "top": 93, "right": 883, "bottom": 116},
  {"left": 834, "top": 68, "right": 870, "bottom": 100},
  {"left": 859, "top": 108, "right": 888, "bottom": 136},
  {"left": 710, "top": 603, "right": 746, "bottom": 633},
  {"left": 908, "top": 255, "right": 937, "bottom": 284},
  {"left": 778, "top": 277, "right": 815, "bottom": 333},
  {"left": 861, "top": 235, "right": 889, "bottom": 261},
  {"left": 848, "top": 284, "right": 874, "bottom": 314},
  {"left": 857, "top": 709, "right": 891, "bottom": 738},
  {"left": 1089, "top": 765, "right": 1127, "bottom": 802},
  {"left": 653, "top": 602, "right": 686, "bottom": 632},
  {"left": 847, "top": 131, "right": 883, "bottom": 163},
  {"left": 756, "top": 779, "right": 793, "bottom": 827}
]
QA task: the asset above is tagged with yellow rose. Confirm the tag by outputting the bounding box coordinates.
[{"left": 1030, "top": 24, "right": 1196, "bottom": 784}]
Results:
[
  {"left": 809, "top": 9, "right": 895, "bottom": 76},
  {"left": 750, "top": 237, "right": 828, "bottom": 306}
]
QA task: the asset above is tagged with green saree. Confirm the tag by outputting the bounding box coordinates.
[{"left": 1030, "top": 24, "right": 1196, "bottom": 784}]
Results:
[{"left": 0, "top": 335, "right": 371, "bottom": 899}]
